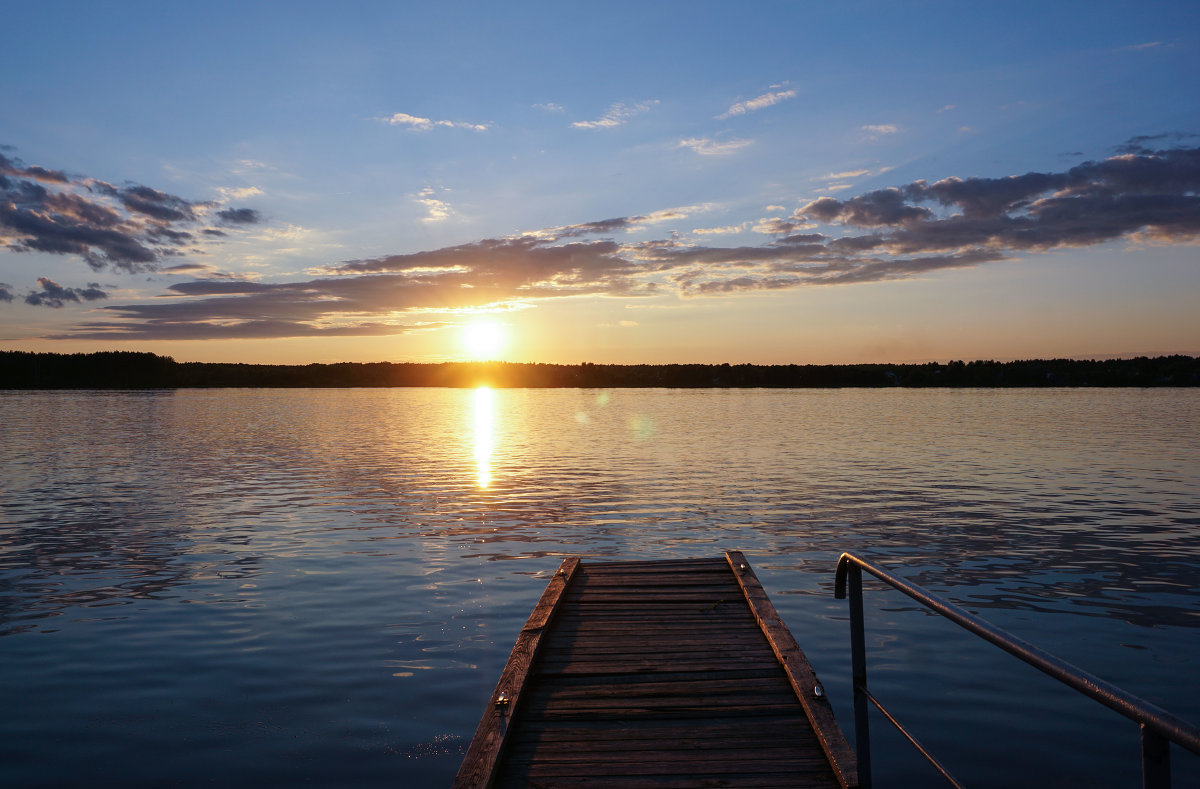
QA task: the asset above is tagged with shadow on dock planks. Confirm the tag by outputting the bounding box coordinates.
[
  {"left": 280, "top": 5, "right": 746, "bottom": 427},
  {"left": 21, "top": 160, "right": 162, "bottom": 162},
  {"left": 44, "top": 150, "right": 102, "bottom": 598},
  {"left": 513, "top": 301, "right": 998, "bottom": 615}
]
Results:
[{"left": 453, "top": 551, "right": 858, "bottom": 788}]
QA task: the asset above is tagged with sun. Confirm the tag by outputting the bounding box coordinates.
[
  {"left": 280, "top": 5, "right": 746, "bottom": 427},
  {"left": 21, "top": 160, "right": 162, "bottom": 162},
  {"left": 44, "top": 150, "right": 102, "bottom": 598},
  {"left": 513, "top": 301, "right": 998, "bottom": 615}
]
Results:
[{"left": 461, "top": 319, "right": 507, "bottom": 360}]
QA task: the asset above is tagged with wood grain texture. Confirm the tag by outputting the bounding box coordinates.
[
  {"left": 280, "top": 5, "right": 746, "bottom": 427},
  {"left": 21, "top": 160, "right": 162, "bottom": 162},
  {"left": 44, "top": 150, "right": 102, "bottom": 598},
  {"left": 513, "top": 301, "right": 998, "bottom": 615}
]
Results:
[
  {"left": 726, "top": 550, "right": 860, "bottom": 789},
  {"left": 456, "top": 554, "right": 857, "bottom": 789}
]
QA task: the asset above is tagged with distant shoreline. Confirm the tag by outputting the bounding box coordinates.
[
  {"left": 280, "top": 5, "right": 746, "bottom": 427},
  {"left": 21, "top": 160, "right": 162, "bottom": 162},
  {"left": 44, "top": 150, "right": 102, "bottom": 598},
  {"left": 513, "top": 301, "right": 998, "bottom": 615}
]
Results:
[{"left": 2, "top": 351, "right": 1198, "bottom": 388}]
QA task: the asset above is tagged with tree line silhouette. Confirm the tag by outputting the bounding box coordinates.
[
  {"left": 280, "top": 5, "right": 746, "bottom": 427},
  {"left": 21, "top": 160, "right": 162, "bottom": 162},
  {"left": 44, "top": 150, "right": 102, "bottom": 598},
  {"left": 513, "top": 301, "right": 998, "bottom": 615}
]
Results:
[{"left": 2, "top": 351, "right": 1198, "bottom": 388}]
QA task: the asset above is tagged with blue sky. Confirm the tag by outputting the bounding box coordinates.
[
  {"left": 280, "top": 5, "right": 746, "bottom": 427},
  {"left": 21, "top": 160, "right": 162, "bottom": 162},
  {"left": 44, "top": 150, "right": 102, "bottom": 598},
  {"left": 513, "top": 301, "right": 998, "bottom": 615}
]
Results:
[{"left": 2, "top": 1, "right": 1198, "bottom": 364}]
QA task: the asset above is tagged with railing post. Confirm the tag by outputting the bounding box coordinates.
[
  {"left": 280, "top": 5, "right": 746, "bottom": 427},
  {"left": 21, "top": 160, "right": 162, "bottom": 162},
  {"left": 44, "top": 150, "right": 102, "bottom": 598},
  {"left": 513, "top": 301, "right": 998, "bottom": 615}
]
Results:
[
  {"left": 1141, "top": 723, "right": 1170, "bottom": 789},
  {"left": 848, "top": 562, "right": 872, "bottom": 789}
]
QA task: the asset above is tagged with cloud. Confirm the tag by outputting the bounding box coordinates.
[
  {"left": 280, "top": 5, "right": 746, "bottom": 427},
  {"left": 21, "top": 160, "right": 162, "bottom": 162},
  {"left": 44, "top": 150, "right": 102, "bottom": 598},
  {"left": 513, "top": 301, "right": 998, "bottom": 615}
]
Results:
[
  {"left": 816, "top": 169, "right": 870, "bottom": 181},
  {"left": 416, "top": 187, "right": 453, "bottom": 223},
  {"left": 716, "top": 89, "right": 796, "bottom": 119},
  {"left": 793, "top": 140, "right": 1200, "bottom": 254},
  {"left": 22, "top": 277, "right": 108, "bottom": 308},
  {"left": 677, "top": 137, "right": 752, "bottom": 156},
  {"left": 0, "top": 147, "right": 264, "bottom": 273},
  {"left": 1118, "top": 41, "right": 1164, "bottom": 52},
  {"left": 692, "top": 224, "right": 746, "bottom": 235},
  {"left": 532, "top": 204, "right": 715, "bottom": 240},
  {"left": 1114, "top": 132, "right": 1197, "bottom": 155},
  {"left": 217, "top": 186, "right": 263, "bottom": 201},
  {"left": 571, "top": 100, "right": 659, "bottom": 129},
  {"left": 0, "top": 152, "right": 69, "bottom": 184},
  {"left": 0, "top": 283, "right": 13, "bottom": 302},
  {"left": 533, "top": 102, "right": 564, "bottom": 112},
  {"left": 162, "top": 263, "right": 212, "bottom": 274},
  {"left": 40, "top": 137, "right": 1200, "bottom": 340},
  {"left": 381, "top": 112, "right": 490, "bottom": 131},
  {"left": 216, "top": 207, "right": 262, "bottom": 224},
  {"left": 753, "top": 217, "right": 815, "bottom": 235},
  {"left": 862, "top": 124, "right": 900, "bottom": 139}
]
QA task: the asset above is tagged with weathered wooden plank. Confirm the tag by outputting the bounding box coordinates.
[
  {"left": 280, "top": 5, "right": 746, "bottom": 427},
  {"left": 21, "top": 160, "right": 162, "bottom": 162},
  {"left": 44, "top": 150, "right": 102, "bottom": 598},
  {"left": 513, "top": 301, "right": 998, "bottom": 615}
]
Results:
[
  {"left": 564, "top": 589, "right": 741, "bottom": 601},
  {"left": 495, "top": 774, "right": 835, "bottom": 789},
  {"left": 541, "top": 637, "right": 768, "bottom": 654},
  {"left": 536, "top": 656, "right": 783, "bottom": 675},
  {"left": 507, "top": 736, "right": 819, "bottom": 758},
  {"left": 450, "top": 557, "right": 579, "bottom": 789},
  {"left": 503, "top": 718, "right": 818, "bottom": 744},
  {"left": 523, "top": 676, "right": 789, "bottom": 700},
  {"left": 569, "top": 574, "right": 739, "bottom": 586},
  {"left": 524, "top": 682, "right": 802, "bottom": 707},
  {"left": 554, "top": 606, "right": 755, "bottom": 619},
  {"left": 507, "top": 757, "right": 836, "bottom": 777},
  {"left": 726, "top": 550, "right": 859, "bottom": 789},
  {"left": 459, "top": 554, "right": 854, "bottom": 789},
  {"left": 505, "top": 753, "right": 835, "bottom": 773},
  {"left": 583, "top": 558, "right": 728, "bottom": 569},
  {"left": 510, "top": 666, "right": 784, "bottom": 688},
  {"left": 521, "top": 702, "right": 811, "bottom": 721}
]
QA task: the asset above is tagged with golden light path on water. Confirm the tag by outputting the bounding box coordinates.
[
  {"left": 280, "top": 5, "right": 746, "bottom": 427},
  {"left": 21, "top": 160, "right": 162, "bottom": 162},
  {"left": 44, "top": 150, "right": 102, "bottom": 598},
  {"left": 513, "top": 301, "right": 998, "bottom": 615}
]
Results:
[{"left": 473, "top": 386, "right": 494, "bottom": 488}]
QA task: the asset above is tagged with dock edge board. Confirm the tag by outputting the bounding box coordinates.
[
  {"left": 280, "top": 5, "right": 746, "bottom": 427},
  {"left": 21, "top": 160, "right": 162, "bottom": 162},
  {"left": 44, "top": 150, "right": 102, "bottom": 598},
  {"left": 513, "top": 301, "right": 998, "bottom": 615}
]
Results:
[
  {"left": 452, "top": 556, "right": 581, "bottom": 789},
  {"left": 726, "top": 550, "right": 859, "bottom": 789}
]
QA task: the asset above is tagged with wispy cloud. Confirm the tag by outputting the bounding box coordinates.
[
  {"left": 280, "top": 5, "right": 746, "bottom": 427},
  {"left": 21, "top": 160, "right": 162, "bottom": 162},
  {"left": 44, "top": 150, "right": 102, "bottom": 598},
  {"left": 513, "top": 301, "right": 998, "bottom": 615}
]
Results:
[
  {"left": 381, "top": 112, "right": 491, "bottom": 131},
  {"left": 416, "top": 187, "right": 453, "bottom": 223},
  {"left": 677, "top": 137, "right": 753, "bottom": 156},
  {"left": 571, "top": 100, "right": 659, "bottom": 129},
  {"left": 717, "top": 89, "right": 796, "bottom": 119},
  {"left": 36, "top": 138, "right": 1200, "bottom": 339},
  {"left": 814, "top": 169, "right": 870, "bottom": 181},
  {"left": 861, "top": 124, "right": 900, "bottom": 139},
  {"left": 532, "top": 204, "right": 715, "bottom": 239},
  {"left": 1117, "top": 41, "right": 1165, "bottom": 52},
  {"left": 532, "top": 102, "right": 564, "bottom": 113},
  {"left": 216, "top": 186, "right": 264, "bottom": 201},
  {"left": 692, "top": 224, "right": 746, "bottom": 235}
]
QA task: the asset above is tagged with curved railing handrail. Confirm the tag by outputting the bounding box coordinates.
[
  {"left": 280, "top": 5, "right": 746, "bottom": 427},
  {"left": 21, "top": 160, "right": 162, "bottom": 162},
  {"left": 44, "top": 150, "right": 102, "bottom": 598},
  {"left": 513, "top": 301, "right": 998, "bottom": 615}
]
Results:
[{"left": 834, "top": 552, "right": 1200, "bottom": 756}]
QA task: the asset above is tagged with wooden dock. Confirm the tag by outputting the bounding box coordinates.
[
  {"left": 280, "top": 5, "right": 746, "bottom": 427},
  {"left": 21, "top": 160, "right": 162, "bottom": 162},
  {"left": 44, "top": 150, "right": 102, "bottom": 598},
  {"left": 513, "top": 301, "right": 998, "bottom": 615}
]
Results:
[{"left": 453, "top": 552, "right": 858, "bottom": 788}]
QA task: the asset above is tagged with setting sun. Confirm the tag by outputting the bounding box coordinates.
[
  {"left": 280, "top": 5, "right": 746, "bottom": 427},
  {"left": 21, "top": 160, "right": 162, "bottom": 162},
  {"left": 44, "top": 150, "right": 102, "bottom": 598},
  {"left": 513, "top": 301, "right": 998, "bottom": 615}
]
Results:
[{"left": 461, "top": 319, "right": 506, "bottom": 360}]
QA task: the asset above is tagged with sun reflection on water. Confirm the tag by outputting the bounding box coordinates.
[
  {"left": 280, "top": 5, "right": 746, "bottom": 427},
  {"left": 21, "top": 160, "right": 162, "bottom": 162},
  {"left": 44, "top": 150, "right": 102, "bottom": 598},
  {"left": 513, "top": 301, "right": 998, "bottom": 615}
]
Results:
[{"left": 473, "top": 386, "right": 494, "bottom": 488}]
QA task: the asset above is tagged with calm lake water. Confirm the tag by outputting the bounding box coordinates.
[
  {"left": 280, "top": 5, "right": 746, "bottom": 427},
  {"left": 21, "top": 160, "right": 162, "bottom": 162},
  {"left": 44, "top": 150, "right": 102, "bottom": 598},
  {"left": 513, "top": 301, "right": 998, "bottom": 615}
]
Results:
[{"left": 2, "top": 388, "right": 1198, "bottom": 787}]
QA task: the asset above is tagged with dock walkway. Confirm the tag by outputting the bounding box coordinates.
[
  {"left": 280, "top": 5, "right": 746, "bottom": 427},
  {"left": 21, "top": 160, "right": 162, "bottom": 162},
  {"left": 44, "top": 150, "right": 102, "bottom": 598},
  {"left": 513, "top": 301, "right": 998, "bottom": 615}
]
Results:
[{"left": 454, "top": 552, "right": 858, "bottom": 788}]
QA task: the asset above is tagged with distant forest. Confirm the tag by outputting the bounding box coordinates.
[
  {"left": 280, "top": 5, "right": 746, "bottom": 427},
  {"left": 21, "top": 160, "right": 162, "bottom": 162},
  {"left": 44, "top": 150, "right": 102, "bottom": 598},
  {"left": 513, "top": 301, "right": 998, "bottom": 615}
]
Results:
[{"left": 2, "top": 351, "right": 1198, "bottom": 388}]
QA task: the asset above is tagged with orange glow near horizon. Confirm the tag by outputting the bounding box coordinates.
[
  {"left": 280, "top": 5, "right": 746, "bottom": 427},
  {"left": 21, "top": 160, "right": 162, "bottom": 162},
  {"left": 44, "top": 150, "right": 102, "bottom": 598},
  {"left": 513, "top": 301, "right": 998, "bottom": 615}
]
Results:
[{"left": 473, "top": 386, "right": 494, "bottom": 488}]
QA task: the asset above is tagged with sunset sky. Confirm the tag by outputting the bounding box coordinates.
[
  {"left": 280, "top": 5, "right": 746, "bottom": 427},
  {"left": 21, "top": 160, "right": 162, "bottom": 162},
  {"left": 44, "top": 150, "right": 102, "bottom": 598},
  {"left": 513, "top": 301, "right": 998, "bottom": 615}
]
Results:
[{"left": 2, "top": 1, "right": 1198, "bottom": 365}]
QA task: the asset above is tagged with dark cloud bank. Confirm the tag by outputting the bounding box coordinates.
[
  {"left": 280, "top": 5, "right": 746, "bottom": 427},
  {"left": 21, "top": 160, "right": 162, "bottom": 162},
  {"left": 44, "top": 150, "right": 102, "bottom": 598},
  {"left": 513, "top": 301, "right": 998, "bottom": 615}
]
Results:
[
  {"left": 1, "top": 148, "right": 260, "bottom": 308},
  {"left": 7, "top": 139, "right": 1200, "bottom": 340}
]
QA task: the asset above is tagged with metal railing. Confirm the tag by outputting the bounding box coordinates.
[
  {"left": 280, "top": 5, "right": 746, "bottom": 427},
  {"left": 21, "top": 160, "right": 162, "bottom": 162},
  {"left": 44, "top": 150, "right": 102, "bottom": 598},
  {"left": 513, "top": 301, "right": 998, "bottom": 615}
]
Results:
[{"left": 834, "top": 552, "right": 1200, "bottom": 788}]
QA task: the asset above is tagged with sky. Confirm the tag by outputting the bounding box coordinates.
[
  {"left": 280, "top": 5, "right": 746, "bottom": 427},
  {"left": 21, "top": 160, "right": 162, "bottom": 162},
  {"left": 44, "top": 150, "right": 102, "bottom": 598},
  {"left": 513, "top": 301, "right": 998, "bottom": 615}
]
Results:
[{"left": 2, "top": 0, "right": 1198, "bottom": 365}]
